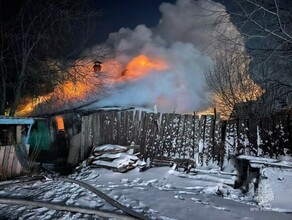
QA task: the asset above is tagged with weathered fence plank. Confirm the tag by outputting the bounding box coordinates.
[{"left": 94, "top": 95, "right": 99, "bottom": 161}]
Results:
[
  {"left": 7, "top": 145, "right": 15, "bottom": 178},
  {"left": 92, "top": 113, "right": 100, "bottom": 146},
  {"left": 225, "top": 120, "right": 237, "bottom": 158},
  {"left": 183, "top": 115, "right": 194, "bottom": 159},
  {"left": 0, "top": 145, "right": 23, "bottom": 179},
  {"left": 81, "top": 109, "right": 292, "bottom": 169},
  {"left": 0, "top": 146, "right": 5, "bottom": 173},
  {"left": 248, "top": 118, "right": 258, "bottom": 156}
]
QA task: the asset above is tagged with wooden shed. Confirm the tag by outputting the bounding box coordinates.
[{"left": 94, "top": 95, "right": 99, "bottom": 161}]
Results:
[{"left": 0, "top": 116, "right": 35, "bottom": 179}]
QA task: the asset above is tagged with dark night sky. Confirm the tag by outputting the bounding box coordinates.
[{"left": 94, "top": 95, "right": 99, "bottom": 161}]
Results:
[
  {"left": 1, "top": 0, "right": 234, "bottom": 47},
  {"left": 86, "top": 0, "right": 235, "bottom": 46},
  {"left": 88, "top": 0, "right": 176, "bottom": 44}
]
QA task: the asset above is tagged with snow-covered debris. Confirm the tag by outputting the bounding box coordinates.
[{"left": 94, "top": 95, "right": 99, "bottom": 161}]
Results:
[
  {"left": 237, "top": 155, "right": 292, "bottom": 168},
  {"left": 87, "top": 144, "right": 146, "bottom": 172},
  {"left": 92, "top": 144, "right": 128, "bottom": 154}
]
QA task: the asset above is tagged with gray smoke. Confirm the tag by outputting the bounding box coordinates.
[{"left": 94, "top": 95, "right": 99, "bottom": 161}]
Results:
[{"left": 89, "top": 0, "right": 241, "bottom": 113}]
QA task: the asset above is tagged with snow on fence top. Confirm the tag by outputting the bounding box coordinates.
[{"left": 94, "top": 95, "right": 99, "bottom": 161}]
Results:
[{"left": 80, "top": 109, "right": 292, "bottom": 169}]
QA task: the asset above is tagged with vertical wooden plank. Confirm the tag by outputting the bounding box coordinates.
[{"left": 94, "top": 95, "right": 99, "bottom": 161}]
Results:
[
  {"left": 103, "top": 112, "right": 110, "bottom": 144},
  {"left": 180, "top": 115, "right": 188, "bottom": 159},
  {"left": 108, "top": 111, "right": 114, "bottom": 143},
  {"left": 133, "top": 110, "right": 140, "bottom": 145},
  {"left": 80, "top": 116, "right": 86, "bottom": 161},
  {"left": 88, "top": 114, "right": 93, "bottom": 149},
  {"left": 170, "top": 114, "right": 180, "bottom": 158},
  {"left": 153, "top": 113, "right": 163, "bottom": 159},
  {"left": 7, "top": 145, "right": 15, "bottom": 178},
  {"left": 112, "top": 111, "right": 118, "bottom": 144},
  {"left": 2, "top": 146, "right": 10, "bottom": 177},
  {"left": 138, "top": 111, "right": 147, "bottom": 157},
  {"left": 248, "top": 118, "right": 258, "bottom": 156},
  {"left": 197, "top": 115, "right": 204, "bottom": 166},
  {"left": 103, "top": 112, "right": 108, "bottom": 144},
  {"left": 15, "top": 160, "right": 22, "bottom": 176},
  {"left": 259, "top": 117, "right": 269, "bottom": 156},
  {"left": 213, "top": 114, "right": 224, "bottom": 166},
  {"left": 112, "top": 111, "right": 117, "bottom": 143},
  {"left": 0, "top": 146, "right": 6, "bottom": 174},
  {"left": 204, "top": 115, "right": 213, "bottom": 165},
  {"left": 184, "top": 114, "right": 194, "bottom": 159},
  {"left": 212, "top": 113, "right": 223, "bottom": 165},
  {"left": 198, "top": 115, "right": 206, "bottom": 166},
  {"left": 224, "top": 119, "right": 237, "bottom": 161},
  {"left": 145, "top": 113, "right": 156, "bottom": 161},
  {"left": 152, "top": 113, "right": 161, "bottom": 157},
  {"left": 119, "top": 111, "right": 125, "bottom": 146},
  {"left": 289, "top": 112, "right": 292, "bottom": 155},
  {"left": 176, "top": 115, "right": 184, "bottom": 158},
  {"left": 162, "top": 113, "right": 172, "bottom": 158},
  {"left": 237, "top": 119, "right": 248, "bottom": 155},
  {"left": 116, "top": 111, "right": 121, "bottom": 145},
  {"left": 152, "top": 113, "right": 161, "bottom": 160},
  {"left": 92, "top": 113, "right": 99, "bottom": 146},
  {"left": 193, "top": 114, "right": 200, "bottom": 166},
  {"left": 282, "top": 114, "right": 291, "bottom": 155},
  {"left": 99, "top": 112, "right": 104, "bottom": 145},
  {"left": 85, "top": 115, "right": 91, "bottom": 157},
  {"left": 256, "top": 119, "right": 264, "bottom": 157},
  {"left": 141, "top": 113, "right": 150, "bottom": 160},
  {"left": 273, "top": 115, "right": 289, "bottom": 157},
  {"left": 12, "top": 152, "right": 19, "bottom": 177},
  {"left": 269, "top": 116, "right": 276, "bottom": 158},
  {"left": 127, "top": 111, "right": 135, "bottom": 145},
  {"left": 16, "top": 125, "right": 22, "bottom": 144}
]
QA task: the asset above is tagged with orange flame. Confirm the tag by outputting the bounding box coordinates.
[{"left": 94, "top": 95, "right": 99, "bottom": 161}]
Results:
[
  {"left": 55, "top": 115, "right": 65, "bottom": 131},
  {"left": 119, "top": 54, "right": 168, "bottom": 81},
  {"left": 16, "top": 59, "right": 105, "bottom": 116},
  {"left": 17, "top": 54, "right": 169, "bottom": 116}
]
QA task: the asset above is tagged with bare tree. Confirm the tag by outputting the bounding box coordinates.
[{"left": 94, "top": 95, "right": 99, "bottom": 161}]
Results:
[
  {"left": 226, "top": 0, "right": 292, "bottom": 109},
  {"left": 205, "top": 46, "right": 262, "bottom": 119},
  {"left": 0, "top": 0, "right": 106, "bottom": 116}
]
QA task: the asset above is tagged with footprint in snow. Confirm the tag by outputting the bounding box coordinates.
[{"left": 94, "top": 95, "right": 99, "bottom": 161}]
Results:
[
  {"left": 191, "top": 197, "right": 209, "bottom": 205},
  {"left": 212, "top": 206, "right": 230, "bottom": 212},
  {"left": 174, "top": 195, "right": 185, "bottom": 200}
]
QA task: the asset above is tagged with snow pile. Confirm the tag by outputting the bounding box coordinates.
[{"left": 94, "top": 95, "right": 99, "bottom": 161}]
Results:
[
  {"left": 92, "top": 144, "right": 128, "bottom": 153},
  {"left": 256, "top": 167, "right": 292, "bottom": 211},
  {"left": 86, "top": 144, "right": 146, "bottom": 172}
]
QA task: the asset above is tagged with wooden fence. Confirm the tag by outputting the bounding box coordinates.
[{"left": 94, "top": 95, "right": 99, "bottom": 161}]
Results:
[
  {"left": 80, "top": 110, "right": 292, "bottom": 167},
  {"left": 0, "top": 145, "right": 23, "bottom": 179}
]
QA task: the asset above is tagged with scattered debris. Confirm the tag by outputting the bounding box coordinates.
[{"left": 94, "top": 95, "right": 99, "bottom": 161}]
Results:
[
  {"left": 86, "top": 144, "right": 146, "bottom": 172},
  {"left": 172, "top": 158, "right": 196, "bottom": 173}
]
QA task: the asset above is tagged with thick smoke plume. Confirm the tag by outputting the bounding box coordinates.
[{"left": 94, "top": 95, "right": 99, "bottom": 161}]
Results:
[{"left": 87, "top": 0, "right": 242, "bottom": 113}]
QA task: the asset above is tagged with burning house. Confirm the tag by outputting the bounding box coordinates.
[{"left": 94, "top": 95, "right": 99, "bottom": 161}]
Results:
[{"left": 9, "top": 0, "right": 289, "bottom": 176}]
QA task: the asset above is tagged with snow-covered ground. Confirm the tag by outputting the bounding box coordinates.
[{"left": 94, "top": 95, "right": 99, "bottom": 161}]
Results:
[
  {"left": 0, "top": 164, "right": 291, "bottom": 220},
  {"left": 256, "top": 167, "right": 292, "bottom": 211},
  {"left": 0, "top": 167, "right": 292, "bottom": 220}
]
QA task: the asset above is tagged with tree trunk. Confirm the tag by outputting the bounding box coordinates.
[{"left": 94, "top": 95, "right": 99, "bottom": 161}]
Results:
[
  {"left": 9, "top": 82, "right": 22, "bottom": 116},
  {"left": 0, "top": 76, "right": 6, "bottom": 115}
]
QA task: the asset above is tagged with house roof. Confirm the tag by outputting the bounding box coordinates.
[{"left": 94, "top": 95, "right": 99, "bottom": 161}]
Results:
[{"left": 0, "top": 116, "right": 35, "bottom": 125}]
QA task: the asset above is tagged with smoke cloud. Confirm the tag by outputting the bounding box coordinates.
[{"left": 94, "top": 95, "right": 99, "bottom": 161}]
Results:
[{"left": 87, "top": 0, "right": 242, "bottom": 113}]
